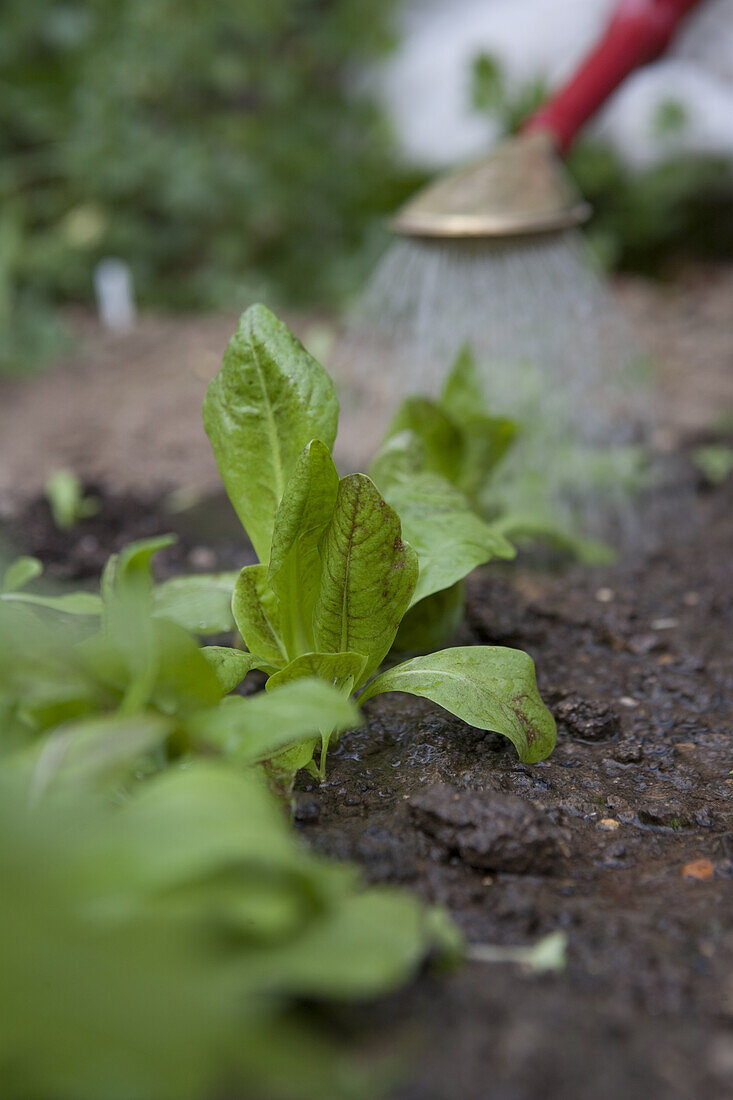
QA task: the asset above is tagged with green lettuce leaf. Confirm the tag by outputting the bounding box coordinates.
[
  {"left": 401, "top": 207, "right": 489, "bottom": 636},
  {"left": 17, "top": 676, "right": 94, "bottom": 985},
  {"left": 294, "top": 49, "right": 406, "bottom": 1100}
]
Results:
[
  {"left": 360, "top": 645, "right": 556, "bottom": 764},
  {"left": 266, "top": 651, "right": 367, "bottom": 693},
  {"left": 439, "top": 344, "right": 485, "bottom": 423},
  {"left": 202, "top": 304, "right": 339, "bottom": 561},
  {"left": 2, "top": 556, "right": 43, "bottom": 594},
  {"left": 313, "top": 474, "right": 418, "bottom": 684},
  {"left": 231, "top": 564, "right": 287, "bottom": 673},
  {"left": 392, "top": 581, "right": 465, "bottom": 654},
  {"left": 368, "top": 429, "right": 426, "bottom": 491},
  {"left": 385, "top": 397, "right": 463, "bottom": 484},
  {"left": 1, "top": 591, "right": 103, "bottom": 615},
  {"left": 192, "top": 678, "right": 361, "bottom": 767},
  {"left": 200, "top": 646, "right": 260, "bottom": 693},
  {"left": 268, "top": 439, "right": 339, "bottom": 655},
  {"left": 266, "top": 651, "right": 367, "bottom": 767},
  {"left": 28, "top": 713, "right": 174, "bottom": 796},
  {"left": 153, "top": 572, "right": 239, "bottom": 634},
  {"left": 379, "top": 472, "right": 514, "bottom": 607}
]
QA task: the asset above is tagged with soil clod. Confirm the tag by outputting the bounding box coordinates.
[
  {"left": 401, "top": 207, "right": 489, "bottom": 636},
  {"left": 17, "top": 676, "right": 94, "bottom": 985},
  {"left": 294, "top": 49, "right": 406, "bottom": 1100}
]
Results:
[
  {"left": 554, "top": 695, "right": 621, "bottom": 742},
  {"left": 409, "top": 783, "right": 567, "bottom": 875}
]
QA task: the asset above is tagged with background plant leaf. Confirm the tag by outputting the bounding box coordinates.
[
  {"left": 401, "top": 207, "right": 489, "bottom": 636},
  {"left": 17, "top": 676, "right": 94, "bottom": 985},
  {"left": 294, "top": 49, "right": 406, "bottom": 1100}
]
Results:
[
  {"left": 384, "top": 397, "right": 463, "bottom": 485},
  {"left": 45, "top": 469, "right": 98, "bottom": 531},
  {"left": 2, "top": 556, "right": 43, "bottom": 593},
  {"left": 392, "top": 581, "right": 466, "bottom": 655},
  {"left": 153, "top": 572, "right": 238, "bottom": 634},
  {"left": 232, "top": 564, "right": 287, "bottom": 673},
  {"left": 439, "top": 345, "right": 486, "bottom": 423}
]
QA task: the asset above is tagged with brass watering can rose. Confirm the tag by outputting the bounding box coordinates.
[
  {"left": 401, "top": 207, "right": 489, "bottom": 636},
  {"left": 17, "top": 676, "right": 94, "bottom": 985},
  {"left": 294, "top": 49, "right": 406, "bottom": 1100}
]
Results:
[{"left": 391, "top": 131, "right": 590, "bottom": 239}]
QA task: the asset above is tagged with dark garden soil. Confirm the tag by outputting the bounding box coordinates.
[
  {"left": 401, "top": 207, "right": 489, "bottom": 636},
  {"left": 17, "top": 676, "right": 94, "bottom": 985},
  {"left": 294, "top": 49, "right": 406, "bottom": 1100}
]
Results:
[
  {"left": 309, "top": 460, "right": 733, "bottom": 1100},
  {"left": 4, "top": 445, "right": 732, "bottom": 1100}
]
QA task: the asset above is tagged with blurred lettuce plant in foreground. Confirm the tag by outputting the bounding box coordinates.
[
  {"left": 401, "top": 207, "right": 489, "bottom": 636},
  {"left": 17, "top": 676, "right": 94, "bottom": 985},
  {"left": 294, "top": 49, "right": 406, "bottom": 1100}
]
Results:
[
  {"left": 0, "top": 759, "right": 457, "bottom": 1100},
  {"left": 0, "top": 538, "right": 460, "bottom": 1100},
  {"left": 0, "top": 535, "right": 361, "bottom": 780}
]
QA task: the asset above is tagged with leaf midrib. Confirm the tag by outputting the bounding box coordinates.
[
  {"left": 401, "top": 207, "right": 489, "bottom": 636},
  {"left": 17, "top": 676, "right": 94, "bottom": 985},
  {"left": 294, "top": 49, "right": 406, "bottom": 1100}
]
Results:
[
  {"left": 252, "top": 334, "right": 286, "bottom": 506},
  {"left": 339, "top": 481, "right": 359, "bottom": 654}
]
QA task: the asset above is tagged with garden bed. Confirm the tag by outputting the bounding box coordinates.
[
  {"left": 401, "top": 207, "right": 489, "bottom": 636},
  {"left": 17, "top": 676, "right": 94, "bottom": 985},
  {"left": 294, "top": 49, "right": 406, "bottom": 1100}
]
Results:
[
  {"left": 2, "top": 266, "right": 733, "bottom": 504},
  {"left": 5, "top": 444, "right": 732, "bottom": 1100}
]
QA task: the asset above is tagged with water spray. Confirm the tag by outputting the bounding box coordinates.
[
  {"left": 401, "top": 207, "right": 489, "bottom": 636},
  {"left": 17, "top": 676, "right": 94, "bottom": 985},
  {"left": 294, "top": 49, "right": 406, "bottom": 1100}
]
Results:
[{"left": 338, "top": 0, "right": 704, "bottom": 532}]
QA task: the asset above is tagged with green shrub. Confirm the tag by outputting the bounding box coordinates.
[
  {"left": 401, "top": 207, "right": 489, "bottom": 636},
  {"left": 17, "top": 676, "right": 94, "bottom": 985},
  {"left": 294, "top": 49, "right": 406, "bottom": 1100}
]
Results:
[{"left": 0, "top": 0, "right": 416, "bottom": 368}]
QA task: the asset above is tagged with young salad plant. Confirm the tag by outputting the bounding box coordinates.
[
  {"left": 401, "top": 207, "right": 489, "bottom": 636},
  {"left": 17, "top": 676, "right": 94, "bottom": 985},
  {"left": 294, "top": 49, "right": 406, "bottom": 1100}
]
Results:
[
  {"left": 377, "top": 345, "right": 518, "bottom": 508},
  {"left": 45, "top": 469, "right": 99, "bottom": 531},
  {"left": 368, "top": 346, "right": 617, "bottom": 649},
  {"left": 372, "top": 345, "right": 615, "bottom": 562},
  {"left": 194, "top": 305, "right": 555, "bottom": 779},
  {"left": 0, "top": 538, "right": 360, "bottom": 789},
  {"left": 0, "top": 733, "right": 459, "bottom": 1100}
]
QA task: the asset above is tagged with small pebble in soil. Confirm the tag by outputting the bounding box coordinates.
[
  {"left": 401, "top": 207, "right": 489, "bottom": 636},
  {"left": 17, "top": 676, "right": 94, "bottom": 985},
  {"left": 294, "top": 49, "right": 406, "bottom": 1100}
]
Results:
[
  {"left": 595, "top": 587, "right": 615, "bottom": 602},
  {"left": 597, "top": 818, "right": 620, "bottom": 831},
  {"left": 613, "top": 739, "right": 644, "bottom": 764},
  {"left": 693, "top": 807, "right": 715, "bottom": 828},
  {"left": 637, "top": 799, "right": 691, "bottom": 829},
  {"left": 187, "top": 545, "right": 217, "bottom": 570},
  {"left": 409, "top": 784, "right": 568, "bottom": 875},
  {"left": 674, "top": 741, "right": 697, "bottom": 756},
  {"left": 554, "top": 695, "right": 621, "bottom": 742},
  {"left": 651, "top": 617, "right": 679, "bottom": 631},
  {"left": 627, "top": 632, "right": 662, "bottom": 655},
  {"left": 681, "top": 858, "right": 714, "bottom": 881}
]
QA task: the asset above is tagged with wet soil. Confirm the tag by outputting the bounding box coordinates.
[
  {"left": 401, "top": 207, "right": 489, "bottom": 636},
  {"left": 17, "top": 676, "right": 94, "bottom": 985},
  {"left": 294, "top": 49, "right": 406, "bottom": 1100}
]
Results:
[
  {"left": 4, "top": 451, "right": 731, "bottom": 1100},
  {"left": 301, "top": 462, "right": 733, "bottom": 1100}
]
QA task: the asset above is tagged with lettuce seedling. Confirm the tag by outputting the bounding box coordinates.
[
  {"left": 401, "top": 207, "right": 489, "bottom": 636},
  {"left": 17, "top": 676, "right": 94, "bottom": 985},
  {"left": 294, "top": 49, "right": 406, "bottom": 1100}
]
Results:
[
  {"left": 197, "top": 305, "right": 555, "bottom": 777},
  {"left": 368, "top": 347, "right": 618, "bottom": 649},
  {"left": 45, "top": 469, "right": 99, "bottom": 530},
  {"left": 373, "top": 345, "right": 614, "bottom": 562},
  {"left": 378, "top": 345, "right": 518, "bottom": 506},
  {"left": 691, "top": 443, "right": 733, "bottom": 486},
  {"left": 0, "top": 538, "right": 360, "bottom": 787}
]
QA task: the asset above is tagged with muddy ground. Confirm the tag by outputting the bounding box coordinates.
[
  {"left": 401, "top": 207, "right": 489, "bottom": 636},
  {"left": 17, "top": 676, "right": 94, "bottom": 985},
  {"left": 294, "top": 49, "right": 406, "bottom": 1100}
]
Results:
[
  {"left": 1, "top": 268, "right": 732, "bottom": 1099},
  {"left": 311, "top": 462, "right": 733, "bottom": 1100}
]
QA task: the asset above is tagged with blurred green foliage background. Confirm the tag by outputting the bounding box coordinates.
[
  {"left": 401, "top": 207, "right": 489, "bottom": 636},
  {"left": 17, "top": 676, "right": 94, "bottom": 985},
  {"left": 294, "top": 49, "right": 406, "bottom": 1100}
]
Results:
[
  {"left": 0, "top": 0, "right": 421, "bottom": 368},
  {"left": 2, "top": 3, "right": 733, "bottom": 373}
]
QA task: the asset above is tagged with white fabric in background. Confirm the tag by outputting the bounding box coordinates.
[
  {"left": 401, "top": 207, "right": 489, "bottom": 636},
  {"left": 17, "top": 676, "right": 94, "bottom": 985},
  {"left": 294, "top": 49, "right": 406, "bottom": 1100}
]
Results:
[{"left": 374, "top": 0, "right": 733, "bottom": 168}]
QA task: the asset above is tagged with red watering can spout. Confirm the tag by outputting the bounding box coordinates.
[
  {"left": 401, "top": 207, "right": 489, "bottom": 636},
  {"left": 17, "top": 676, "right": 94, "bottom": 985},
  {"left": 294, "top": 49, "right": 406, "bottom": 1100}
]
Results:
[{"left": 523, "top": 0, "right": 705, "bottom": 153}]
